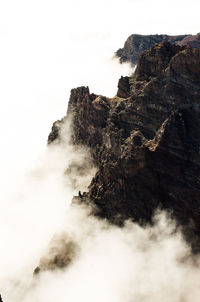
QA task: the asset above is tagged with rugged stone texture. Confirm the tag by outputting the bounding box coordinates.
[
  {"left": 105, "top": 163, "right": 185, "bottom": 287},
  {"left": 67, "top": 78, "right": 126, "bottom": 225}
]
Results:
[
  {"left": 115, "top": 33, "right": 200, "bottom": 65},
  {"left": 49, "top": 41, "right": 200, "bottom": 251},
  {"left": 48, "top": 118, "right": 66, "bottom": 144},
  {"left": 117, "top": 76, "right": 131, "bottom": 98},
  {"left": 177, "top": 33, "right": 200, "bottom": 48}
]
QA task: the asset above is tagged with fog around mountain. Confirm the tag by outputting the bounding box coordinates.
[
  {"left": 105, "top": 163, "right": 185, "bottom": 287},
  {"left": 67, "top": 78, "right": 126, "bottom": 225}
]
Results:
[{"left": 0, "top": 0, "right": 200, "bottom": 301}]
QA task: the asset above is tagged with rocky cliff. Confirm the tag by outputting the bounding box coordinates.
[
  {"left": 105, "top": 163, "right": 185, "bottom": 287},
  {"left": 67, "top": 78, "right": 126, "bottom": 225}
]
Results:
[
  {"left": 49, "top": 41, "right": 200, "bottom": 251},
  {"left": 115, "top": 33, "right": 200, "bottom": 65},
  {"left": 177, "top": 33, "right": 200, "bottom": 48}
]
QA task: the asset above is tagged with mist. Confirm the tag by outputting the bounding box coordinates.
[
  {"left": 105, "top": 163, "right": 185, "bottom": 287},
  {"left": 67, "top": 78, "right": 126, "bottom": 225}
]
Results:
[
  {"left": 2, "top": 116, "right": 200, "bottom": 302},
  {"left": 1, "top": 0, "right": 200, "bottom": 301},
  {"left": 23, "top": 209, "right": 200, "bottom": 302}
]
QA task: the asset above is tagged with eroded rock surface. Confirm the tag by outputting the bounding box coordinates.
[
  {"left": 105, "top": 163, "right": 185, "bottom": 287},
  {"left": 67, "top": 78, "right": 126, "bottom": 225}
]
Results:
[
  {"left": 115, "top": 33, "right": 200, "bottom": 65},
  {"left": 177, "top": 33, "right": 200, "bottom": 49},
  {"left": 49, "top": 41, "right": 200, "bottom": 251}
]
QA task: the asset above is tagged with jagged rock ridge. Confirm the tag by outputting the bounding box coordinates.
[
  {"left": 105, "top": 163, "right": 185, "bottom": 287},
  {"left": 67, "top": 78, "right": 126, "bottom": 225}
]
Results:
[
  {"left": 49, "top": 41, "right": 200, "bottom": 251},
  {"left": 177, "top": 33, "right": 200, "bottom": 48},
  {"left": 115, "top": 33, "right": 200, "bottom": 65}
]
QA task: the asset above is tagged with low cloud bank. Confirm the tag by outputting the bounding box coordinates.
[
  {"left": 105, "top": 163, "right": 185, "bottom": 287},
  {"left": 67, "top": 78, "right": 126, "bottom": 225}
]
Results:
[
  {"left": 1, "top": 119, "right": 200, "bottom": 302},
  {"left": 10, "top": 205, "right": 200, "bottom": 302}
]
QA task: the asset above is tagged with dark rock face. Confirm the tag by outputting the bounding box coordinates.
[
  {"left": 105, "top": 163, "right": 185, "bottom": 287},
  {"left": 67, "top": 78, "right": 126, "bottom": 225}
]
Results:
[
  {"left": 117, "top": 76, "right": 131, "bottom": 98},
  {"left": 49, "top": 42, "right": 200, "bottom": 251},
  {"left": 48, "top": 118, "right": 66, "bottom": 144},
  {"left": 115, "top": 33, "right": 200, "bottom": 65},
  {"left": 177, "top": 33, "right": 200, "bottom": 49},
  {"left": 67, "top": 87, "right": 108, "bottom": 156}
]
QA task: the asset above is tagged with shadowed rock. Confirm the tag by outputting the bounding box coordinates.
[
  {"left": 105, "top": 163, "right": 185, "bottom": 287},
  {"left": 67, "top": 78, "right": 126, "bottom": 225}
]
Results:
[
  {"left": 117, "top": 76, "right": 131, "bottom": 98},
  {"left": 115, "top": 33, "right": 200, "bottom": 65},
  {"left": 49, "top": 41, "right": 200, "bottom": 252},
  {"left": 177, "top": 33, "right": 200, "bottom": 49}
]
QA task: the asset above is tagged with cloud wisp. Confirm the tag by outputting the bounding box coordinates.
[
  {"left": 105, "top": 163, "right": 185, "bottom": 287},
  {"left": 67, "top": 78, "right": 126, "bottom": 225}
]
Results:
[{"left": 1, "top": 118, "right": 200, "bottom": 302}]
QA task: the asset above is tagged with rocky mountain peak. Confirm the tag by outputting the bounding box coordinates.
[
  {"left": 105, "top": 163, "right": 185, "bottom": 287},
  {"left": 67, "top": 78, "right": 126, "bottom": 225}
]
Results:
[
  {"left": 134, "top": 41, "right": 182, "bottom": 80},
  {"left": 49, "top": 41, "right": 200, "bottom": 252},
  {"left": 115, "top": 33, "right": 200, "bottom": 65}
]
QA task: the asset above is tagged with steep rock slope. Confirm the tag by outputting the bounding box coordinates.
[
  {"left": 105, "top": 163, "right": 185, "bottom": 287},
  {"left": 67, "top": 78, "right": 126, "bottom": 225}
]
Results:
[
  {"left": 115, "top": 33, "right": 200, "bottom": 65},
  {"left": 177, "top": 33, "right": 200, "bottom": 48},
  {"left": 49, "top": 42, "right": 200, "bottom": 250}
]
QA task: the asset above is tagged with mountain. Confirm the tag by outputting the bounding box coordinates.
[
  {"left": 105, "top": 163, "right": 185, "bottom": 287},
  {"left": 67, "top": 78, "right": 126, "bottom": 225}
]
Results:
[
  {"left": 177, "top": 33, "right": 200, "bottom": 48},
  {"left": 115, "top": 33, "right": 200, "bottom": 65},
  {"left": 49, "top": 41, "right": 200, "bottom": 252}
]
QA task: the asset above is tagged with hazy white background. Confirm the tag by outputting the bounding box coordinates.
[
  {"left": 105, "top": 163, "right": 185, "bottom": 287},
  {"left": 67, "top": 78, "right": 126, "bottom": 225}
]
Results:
[{"left": 0, "top": 0, "right": 200, "bottom": 301}]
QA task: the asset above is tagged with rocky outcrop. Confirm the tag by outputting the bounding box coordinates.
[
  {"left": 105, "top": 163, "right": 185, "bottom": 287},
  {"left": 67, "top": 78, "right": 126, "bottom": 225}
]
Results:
[
  {"left": 49, "top": 41, "right": 200, "bottom": 251},
  {"left": 117, "top": 76, "right": 131, "bottom": 98},
  {"left": 115, "top": 33, "right": 200, "bottom": 65},
  {"left": 177, "top": 33, "right": 200, "bottom": 48}
]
